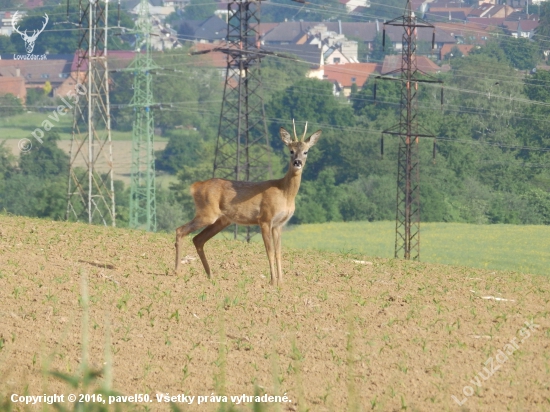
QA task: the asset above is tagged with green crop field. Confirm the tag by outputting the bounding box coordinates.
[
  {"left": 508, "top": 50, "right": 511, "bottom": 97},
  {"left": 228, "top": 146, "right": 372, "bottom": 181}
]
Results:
[
  {"left": 279, "top": 221, "right": 550, "bottom": 276},
  {"left": 0, "top": 112, "right": 143, "bottom": 141}
]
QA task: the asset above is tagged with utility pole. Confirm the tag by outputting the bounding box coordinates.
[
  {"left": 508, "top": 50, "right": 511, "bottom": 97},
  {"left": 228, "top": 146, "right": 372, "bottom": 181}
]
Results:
[
  {"left": 67, "top": 0, "right": 115, "bottom": 226},
  {"left": 195, "top": 0, "right": 271, "bottom": 242},
  {"left": 377, "top": 0, "right": 442, "bottom": 260},
  {"left": 128, "top": 0, "right": 159, "bottom": 232}
]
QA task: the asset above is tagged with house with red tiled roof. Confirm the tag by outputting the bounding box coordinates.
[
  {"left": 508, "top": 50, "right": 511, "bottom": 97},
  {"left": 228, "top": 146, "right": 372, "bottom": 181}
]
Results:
[
  {"left": 0, "top": 56, "right": 72, "bottom": 96},
  {"left": 0, "top": 76, "right": 26, "bottom": 103},
  {"left": 503, "top": 19, "right": 539, "bottom": 39},
  {"left": 187, "top": 43, "right": 229, "bottom": 80},
  {"left": 383, "top": 24, "right": 456, "bottom": 54},
  {"left": 439, "top": 43, "right": 475, "bottom": 60},
  {"left": 381, "top": 55, "right": 449, "bottom": 75},
  {"left": 322, "top": 62, "right": 379, "bottom": 97},
  {"left": 434, "top": 21, "right": 491, "bottom": 45},
  {"left": 467, "top": 17, "right": 507, "bottom": 31},
  {"left": 467, "top": 3, "right": 514, "bottom": 18},
  {"left": 57, "top": 50, "right": 136, "bottom": 97}
]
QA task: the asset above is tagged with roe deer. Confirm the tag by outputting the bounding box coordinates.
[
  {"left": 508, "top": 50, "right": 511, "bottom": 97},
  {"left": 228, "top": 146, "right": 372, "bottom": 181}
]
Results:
[{"left": 175, "top": 122, "right": 321, "bottom": 286}]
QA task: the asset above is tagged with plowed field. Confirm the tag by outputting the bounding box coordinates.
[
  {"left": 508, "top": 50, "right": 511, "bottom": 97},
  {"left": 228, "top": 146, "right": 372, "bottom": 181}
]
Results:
[{"left": 0, "top": 216, "right": 549, "bottom": 411}]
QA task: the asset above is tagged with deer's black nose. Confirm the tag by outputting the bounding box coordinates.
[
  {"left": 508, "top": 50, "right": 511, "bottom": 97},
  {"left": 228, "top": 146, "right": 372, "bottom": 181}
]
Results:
[{"left": 293, "top": 160, "right": 302, "bottom": 167}]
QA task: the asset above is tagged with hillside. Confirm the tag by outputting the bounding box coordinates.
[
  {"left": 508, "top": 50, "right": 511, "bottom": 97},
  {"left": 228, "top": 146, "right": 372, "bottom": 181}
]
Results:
[{"left": 0, "top": 216, "right": 549, "bottom": 411}]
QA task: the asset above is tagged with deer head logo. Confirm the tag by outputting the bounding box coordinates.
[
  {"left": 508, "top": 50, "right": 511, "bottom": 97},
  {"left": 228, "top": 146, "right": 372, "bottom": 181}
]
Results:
[{"left": 12, "top": 11, "right": 49, "bottom": 54}]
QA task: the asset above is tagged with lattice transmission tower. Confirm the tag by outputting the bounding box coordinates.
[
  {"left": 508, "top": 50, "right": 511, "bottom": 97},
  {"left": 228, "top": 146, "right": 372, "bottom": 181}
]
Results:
[
  {"left": 67, "top": 0, "right": 115, "bottom": 226},
  {"left": 196, "top": 0, "right": 271, "bottom": 241},
  {"left": 128, "top": 0, "right": 159, "bottom": 232},
  {"left": 377, "top": 0, "right": 442, "bottom": 260}
]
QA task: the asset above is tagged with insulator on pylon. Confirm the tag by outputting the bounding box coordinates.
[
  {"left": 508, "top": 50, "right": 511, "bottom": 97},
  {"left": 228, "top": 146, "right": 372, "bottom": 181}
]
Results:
[
  {"left": 373, "top": 82, "right": 377, "bottom": 103},
  {"left": 117, "top": 0, "right": 121, "bottom": 27},
  {"left": 381, "top": 135, "right": 384, "bottom": 157},
  {"left": 433, "top": 139, "right": 437, "bottom": 161},
  {"left": 440, "top": 87, "right": 444, "bottom": 106},
  {"left": 66, "top": 0, "right": 69, "bottom": 16},
  {"left": 431, "top": 31, "right": 435, "bottom": 50},
  {"left": 382, "top": 28, "right": 386, "bottom": 49}
]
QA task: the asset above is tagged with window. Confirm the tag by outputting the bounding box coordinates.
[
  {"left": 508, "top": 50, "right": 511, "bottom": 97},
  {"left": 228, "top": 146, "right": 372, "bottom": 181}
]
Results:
[
  {"left": 351, "top": 77, "right": 356, "bottom": 83},
  {"left": 333, "top": 57, "right": 340, "bottom": 63},
  {"left": 41, "top": 73, "right": 49, "bottom": 79}
]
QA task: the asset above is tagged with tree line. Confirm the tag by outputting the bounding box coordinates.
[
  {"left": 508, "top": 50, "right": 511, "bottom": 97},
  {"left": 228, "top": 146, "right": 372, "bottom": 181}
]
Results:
[{"left": 1, "top": 4, "right": 550, "bottom": 229}]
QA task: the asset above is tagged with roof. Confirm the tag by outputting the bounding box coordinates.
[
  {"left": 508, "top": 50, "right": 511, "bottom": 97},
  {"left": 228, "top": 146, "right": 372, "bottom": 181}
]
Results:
[
  {"left": 179, "top": 16, "right": 227, "bottom": 42},
  {"left": 428, "top": 7, "right": 473, "bottom": 13},
  {"left": 384, "top": 24, "right": 456, "bottom": 44},
  {"left": 439, "top": 43, "right": 474, "bottom": 58},
  {"left": 256, "top": 22, "right": 280, "bottom": 39},
  {"left": 505, "top": 12, "right": 538, "bottom": 21},
  {"left": 262, "top": 21, "right": 308, "bottom": 44},
  {"left": 467, "top": 17, "right": 506, "bottom": 30},
  {"left": 262, "top": 44, "right": 322, "bottom": 66},
  {"left": 503, "top": 20, "right": 539, "bottom": 33},
  {"left": 0, "top": 76, "right": 26, "bottom": 99},
  {"left": 0, "top": 58, "right": 72, "bottom": 85},
  {"left": 381, "top": 55, "right": 447, "bottom": 75},
  {"left": 426, "top": 10, "right": 468, "bottom": 21},
  {"left": 190, "top": 43, "right": 227, "bottom": 68},
  {"left": 323, "top": 62, "right": 379, "bottom": 88},
  {"left": 261, "top": 20, "right": 457, "bottom": 46},
  {"left": 434, "top": 22, "right": 492, "bottom": 44},
  {"left": 70, "top": 50, "right": 135, "bottom": 72},
  {"left": 428, "top": 0, "right": 467, "bottom": 6}
]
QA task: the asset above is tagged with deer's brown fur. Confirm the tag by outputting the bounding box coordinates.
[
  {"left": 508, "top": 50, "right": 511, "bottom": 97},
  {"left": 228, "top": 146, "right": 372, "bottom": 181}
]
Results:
[{"left": 175, "top": 125, "right": 321, "bottom": 286}]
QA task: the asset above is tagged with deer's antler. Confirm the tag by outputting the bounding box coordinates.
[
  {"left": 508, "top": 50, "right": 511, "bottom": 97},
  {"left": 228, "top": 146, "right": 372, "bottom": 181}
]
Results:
[
  {"left": 292, "top": 118, "right": 298, "bottom": 142},
  {"left": 302, "top": 121, "right": 308, "bottom": 141}
]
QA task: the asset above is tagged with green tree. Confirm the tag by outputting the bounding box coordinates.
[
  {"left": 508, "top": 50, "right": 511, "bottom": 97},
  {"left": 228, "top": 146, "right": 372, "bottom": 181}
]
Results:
[
  {"left": 0, "top": 35, "right": 16, "bottom": 54},
  {"left": 267, "top": 78, "right": 355, "bottom": 147},
  {"left": 156, "top": 130, "right": 204, "bottom": 174},
  {"left": 0, "top": 94, "right": 24, "bottom": 116},
  {"left": 293, "top": 169, "right": 342, "bottom": 224},
  {"left": 19, "top": 132, "right": 69, "bottom": 178},
  {"left": 535, "top": 2, "right": 550, "bottom": 56},
  {"left": 182, "top": 0, "right": 217, "bottom": 20},
  {"left": 500, "top": 37, "right": 539, "bottom": 70},
  {"left": 0, "top": 140, "right": 16, "bottom": 186},
  {"left": 370, "top": 31, "right": 394, "bottom": 64}
]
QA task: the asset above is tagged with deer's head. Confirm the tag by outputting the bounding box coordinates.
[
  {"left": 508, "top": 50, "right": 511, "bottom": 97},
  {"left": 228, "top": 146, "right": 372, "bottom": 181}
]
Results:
[
  {"left": 12, "top": 12, "right": 49, "bottom": 54},
  {"left": 280, "top": 121, "right": 321, "bottom": 175}
]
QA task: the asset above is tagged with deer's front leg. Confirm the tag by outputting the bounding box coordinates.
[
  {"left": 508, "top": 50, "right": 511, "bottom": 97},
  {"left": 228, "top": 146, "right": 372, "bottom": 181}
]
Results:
[
  {"left": 272, "top": 226, "right": 283, "bottom": 286},
  {"left": 260, "top": 222, "right": 277, "bottom": 285}
]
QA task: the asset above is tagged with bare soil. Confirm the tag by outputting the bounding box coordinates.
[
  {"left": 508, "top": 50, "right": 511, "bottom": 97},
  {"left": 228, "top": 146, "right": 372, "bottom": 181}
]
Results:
[{"left": 0, "top": 216, "right": 549, "bottom": 411}]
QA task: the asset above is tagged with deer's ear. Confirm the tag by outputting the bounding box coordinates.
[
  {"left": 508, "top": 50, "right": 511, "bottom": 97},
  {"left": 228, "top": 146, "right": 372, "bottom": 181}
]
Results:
[
  {"left": 280, "top": 127, "right": 293, "bottom": 146},
  {"left": 305, "top": 130, "right": 322, "bottom": 147}
]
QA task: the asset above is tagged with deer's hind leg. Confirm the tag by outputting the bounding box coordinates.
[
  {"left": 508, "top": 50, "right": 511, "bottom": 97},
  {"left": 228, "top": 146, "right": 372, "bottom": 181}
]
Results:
[
  {"left": 192, "top": 216, "right": 231, "bottom": 278},
  {"left": 175, "top": 216, "right": 215, "bottom": 272}
]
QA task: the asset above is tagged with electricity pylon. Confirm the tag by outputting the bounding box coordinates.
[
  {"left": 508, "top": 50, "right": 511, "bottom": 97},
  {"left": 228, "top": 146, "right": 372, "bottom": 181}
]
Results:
[
  {"left": 128, "top": 0, "right": 159, "bottom": 232},
  {"left": 192, "top": 0, "right": 271, "bottom": 241},
  {"left": 67, "top": 0, "right": 115, "bottom": 226},
  {"left": 377, "top": 0, "right": 442, "bottom": 260}
]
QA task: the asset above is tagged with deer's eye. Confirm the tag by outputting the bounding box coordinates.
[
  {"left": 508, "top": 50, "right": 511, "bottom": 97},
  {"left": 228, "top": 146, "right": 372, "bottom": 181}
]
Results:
[
  {"left": 303, "top": 151, "right": 308, "bottom": 155},
  {"left": 290, "top": 150, "right": 294, "bottom": 154}
]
